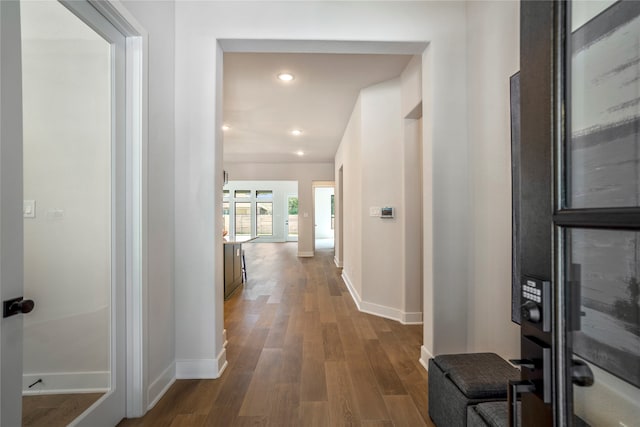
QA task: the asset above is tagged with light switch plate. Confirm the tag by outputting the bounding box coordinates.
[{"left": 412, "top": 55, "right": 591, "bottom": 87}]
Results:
[
  {"left": 23, "top": 200, "right": 36, "bottom": 218},
  {"left": 369, "top": 207, "right": 380, "bottom": 217}
]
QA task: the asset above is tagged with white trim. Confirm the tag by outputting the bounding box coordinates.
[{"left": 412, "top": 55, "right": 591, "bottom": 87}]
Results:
[
  {"left": 22, "top": 372, "right": 110, "bottom": 395},
  {"left": 341, "top": 272, "right": 422, "bottom": 325},
  {"left": 146, "top": 362, "right": 176, "bottom": 412},
  {"left": 89, "top": 0, "right": 149, "bottom": 418},
  {"left": 223, "top": 329, "right": 228, "bottom": 348},
  {"left": 420, "top": 345, "right": 433, "bottom": 371},
  {"left": 402, "top": 311, "right": 423, "bottom": 324},
  {"left": 298, "top": 251, "right": 314, "bottom": 257},
  {"left": 334, "top": 257, "right": 343, "bottom": 268},
  {"left": 176, "top": 348, "right": 227, "bottom": 379}
]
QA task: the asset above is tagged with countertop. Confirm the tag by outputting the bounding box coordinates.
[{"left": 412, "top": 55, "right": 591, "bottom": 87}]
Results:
[{"left": 223, "top": 236, "right": 258, "bottom": 245}]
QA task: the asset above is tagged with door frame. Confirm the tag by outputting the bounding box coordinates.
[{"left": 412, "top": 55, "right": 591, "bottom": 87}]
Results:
[{"left": 0, "top": 0, "right": 149, "bottom": 423}]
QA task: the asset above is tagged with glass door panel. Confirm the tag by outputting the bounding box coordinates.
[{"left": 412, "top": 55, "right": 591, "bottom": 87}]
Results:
[
  {"left": 286, "top": 196, "right": 298, "bottom": 241},
  {"left": 20, "top": 0, "right": 125, "bottom": 425},
  {"left": 563, "top": 1, "right": 640, "bottom": 425}
]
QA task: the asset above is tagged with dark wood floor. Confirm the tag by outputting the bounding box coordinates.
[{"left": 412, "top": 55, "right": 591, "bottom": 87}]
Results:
[{"left": 119, "top": 242, "right": 435, "bottom": 426}]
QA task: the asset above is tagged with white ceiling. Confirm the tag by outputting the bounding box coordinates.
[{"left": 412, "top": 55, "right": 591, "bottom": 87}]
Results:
[{"left": 223, "top": 52, "right": 413, "bottom": 163}]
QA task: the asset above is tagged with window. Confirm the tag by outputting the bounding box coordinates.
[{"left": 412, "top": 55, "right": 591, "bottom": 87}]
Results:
[
  {"left": 223, "top": 189, "right": 229, "bottom": 199},
  {"left": 235, "top": 202, "right": 251, "bottom": 236},
  {"left": 222, "top": 202, "right": 229, "bottom": 234},
  {"left": 256, "top": 190, "right": 273, "bottom": 199},
  {"left": 256, "top": 202, "right": 273, "bottom": 236},
  {"left": 235, "top": 190, "right": 251, "bottom": 198}
]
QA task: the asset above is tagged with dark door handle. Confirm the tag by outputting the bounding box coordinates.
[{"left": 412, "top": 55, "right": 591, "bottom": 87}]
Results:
[
  {"left": 3, "top": 297, "right": 35, "bottom": 318},
  {"left": 571, "top": 359, "right": 594, "bottom": 387},
  {"left": 508, "top": 380, "right": 535, "bottom": 427}
]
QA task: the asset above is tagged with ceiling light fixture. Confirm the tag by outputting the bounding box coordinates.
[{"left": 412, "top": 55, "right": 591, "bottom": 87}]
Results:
[
  {"left": 291, "top": 129, "right": 302, "bottom": 136},
  {"left": 222, "top": 124, "right": 230, "bottom": 131},
  {"left": 278, "top": 73, "right": 294, "bottom": 82},
  {"left": 296, "top": 151, "right": 304, "bottom": 156}
]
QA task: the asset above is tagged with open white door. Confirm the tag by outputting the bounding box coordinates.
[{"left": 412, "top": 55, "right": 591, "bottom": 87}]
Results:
[
  {"left": 2, "top": 1, "right": 131, "bottom": 425},
  {"left": 0, "top": 2, "right": 26, "bottom": 426}
]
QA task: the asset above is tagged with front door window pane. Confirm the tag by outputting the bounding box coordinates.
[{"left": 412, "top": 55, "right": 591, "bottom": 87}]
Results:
[
  {"left": 567, "top": 2, "right": 640, "bottom": 209},
  {"left": 256, "top": 202, "right": 272, "bottom": 236},
  {"left": 235, "top": 202, "right": 251, "bottom": 236},
  {"left": 565, "top": 228, "right": 640, "bottom": 425}
]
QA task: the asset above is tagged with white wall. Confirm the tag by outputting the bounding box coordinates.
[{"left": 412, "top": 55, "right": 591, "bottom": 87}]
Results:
[
  {"left": 224, "top": 163, "right": 334, "bottom": 254},
  {"left": 223, "top": 180, "right": 297, "bottom": 242},
  {"left": 314, "top": 187, "right": 334, "bottom": 239},
  {"left": 401, "top": 56, "right": 423, "bottom": 320},
  {"left": 22, "top": 34, "right": 111, "bottom": 392},
  {"left": 465, "top": 0, "right": 520, "bottom": 359},
  {"left": 175, "top": 1, "right": 469, "bottom": 375},
  {"left": 360, "top": 79, "right": 404, "bottom": 315},
  {"left": 334, "top": 97, "right": 363, "bottom": 301},
  {"left": 121, "top": 0, "right": 177, "bottom": 410}
]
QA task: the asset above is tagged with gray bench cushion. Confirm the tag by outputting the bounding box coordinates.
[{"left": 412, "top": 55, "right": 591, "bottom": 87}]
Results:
[{"left": 433, "top": 353, "right": 519, "bottom": 399}]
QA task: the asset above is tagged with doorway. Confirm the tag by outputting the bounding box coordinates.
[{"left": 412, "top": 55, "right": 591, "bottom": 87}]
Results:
[{"left": 313, "top": 184, "right": 335, "bottom": 251}]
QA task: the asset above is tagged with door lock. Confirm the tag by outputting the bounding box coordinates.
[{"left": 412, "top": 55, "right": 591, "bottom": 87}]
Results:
[{"left": 3, "top": 297, "right": 35, "bottom": 318}]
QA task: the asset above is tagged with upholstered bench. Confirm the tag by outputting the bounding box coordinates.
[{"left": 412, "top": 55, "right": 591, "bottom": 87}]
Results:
[
  {"left": 428, "top": 353, "right": 520, "bottom": 427},
  {"left": 467, "top": 401, "right": 521, "bottom": 427}
]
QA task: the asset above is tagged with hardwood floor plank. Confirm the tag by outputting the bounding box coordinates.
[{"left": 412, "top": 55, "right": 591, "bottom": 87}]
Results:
[
  {"left": 347, "top": 357, "right": 390, "bottom": 421},
  {"left": 299, "top": 401, "right": 330, "bottom": 427},
  {"left": 168, "top": 414, "right": 207, "bottom": 427},
  {"left": 239, "top": 349, "right": 283, "bottom": 416},
  {"left": 300, "top": 337, "right": 328, "bottom": 402},
  {"left": 326, "top": 361, "right": 360, "bottom": 426},
  {"left": 322, "top": 322, "right": 345, "bottom": 361},
  {"left": 365, "top": 340, "right": 407, "bottom": 395},
  {"left": 383, "top": 395, "right": 430, "bottom": 427},
  {"left": 268, "top": 383, "right": 301, "bottom": 426},
  {"left": 264, "top": 313, "right": 290, "bottom": 348}
]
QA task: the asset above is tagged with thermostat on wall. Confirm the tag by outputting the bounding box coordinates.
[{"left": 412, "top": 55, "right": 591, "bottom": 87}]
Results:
[{"left": 380, "top": 207, "right": 394, "bottom": 218}]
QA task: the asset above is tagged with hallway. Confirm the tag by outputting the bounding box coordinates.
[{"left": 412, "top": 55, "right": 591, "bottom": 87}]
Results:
[{"left": 119, "top": 243, "right": 433, "bottom": 426}]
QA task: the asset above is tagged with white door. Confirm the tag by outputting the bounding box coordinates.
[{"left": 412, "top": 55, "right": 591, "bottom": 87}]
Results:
[
  {"left": 1, "top": 1, "right": 127, "bottom": 425},
  {"left": 1, "top": 1, "right": 26, "bottom": 425}
]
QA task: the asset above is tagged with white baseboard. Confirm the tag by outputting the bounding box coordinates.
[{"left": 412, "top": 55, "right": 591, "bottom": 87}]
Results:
[
  {"left": 402, "top": 311, "right": 423, "bottom": 324},
  {"left": 341, "top": 271, "right": 423, "bottom": 325},
  {"left": 298, "top": 251, "right": 314, "bottom": 257},
  {"left": 420, "top": 345, "right": 434, "bottom": 371},
  {"left": 176, "top": 347, "right": 227, "bottom": 379},
  {"left": 223, "top": 329, "right": 228, "bottom": 348},
  {"left": 147, "top": 362, "right": 176, "bottom": 411},
  {"left": 334, "top": 257, "right": 343, "bottom": 268},
  {"left": 22, "top": 371, "right": 109, "bottom": 395}
]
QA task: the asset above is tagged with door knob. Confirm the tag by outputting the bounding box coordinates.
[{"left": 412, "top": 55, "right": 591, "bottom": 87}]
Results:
[
  {"left": 3, "top": 297, "right": 35, "bottom": 318},
  {"left": 521, "top": 300, "right": 541, "bottom": 323}
]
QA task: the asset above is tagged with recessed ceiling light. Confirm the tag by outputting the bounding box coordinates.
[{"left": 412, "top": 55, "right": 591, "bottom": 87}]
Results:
[
  {"left": 222, "top": 124, "right": 230, "bottom": 131},
  {"left": 296, "top": 151, "right": 304, "bottom": 156},
  {"left": 291, "top": 129, "right": 302, "bottom": 136},
  {"left": 278, "top": 73, "right": 294, "bottom": 82}
]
